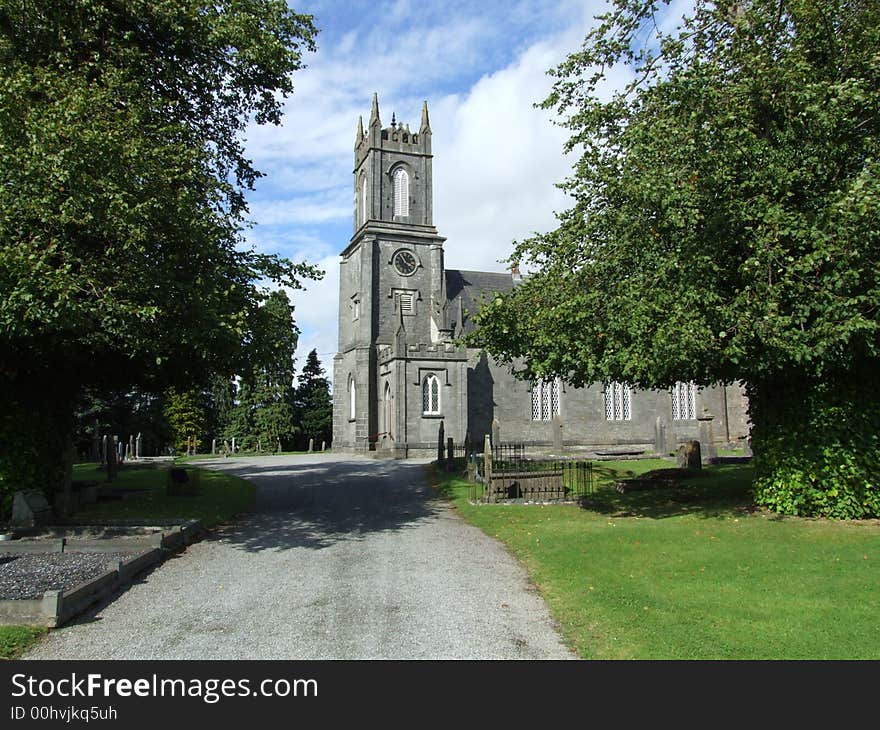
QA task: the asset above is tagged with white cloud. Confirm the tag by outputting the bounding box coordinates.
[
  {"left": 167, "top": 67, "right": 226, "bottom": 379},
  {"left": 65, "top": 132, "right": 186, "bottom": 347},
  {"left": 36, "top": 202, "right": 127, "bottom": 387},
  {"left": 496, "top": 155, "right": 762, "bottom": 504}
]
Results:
[{"left": 243, "top": 1, "right": 637, "bottom": 385}]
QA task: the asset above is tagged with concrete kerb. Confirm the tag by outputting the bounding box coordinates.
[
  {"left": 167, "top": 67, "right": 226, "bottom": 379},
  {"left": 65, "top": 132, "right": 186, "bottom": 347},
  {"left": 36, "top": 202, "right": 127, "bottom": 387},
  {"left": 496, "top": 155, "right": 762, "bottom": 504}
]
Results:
[{"left": 0, "top": 519, "right": 204, "bottom": 627}]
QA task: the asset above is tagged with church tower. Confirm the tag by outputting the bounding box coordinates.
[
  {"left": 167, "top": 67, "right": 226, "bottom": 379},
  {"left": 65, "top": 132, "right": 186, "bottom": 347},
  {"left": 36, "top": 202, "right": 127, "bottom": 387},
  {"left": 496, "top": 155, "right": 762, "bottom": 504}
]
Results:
[{"left": 333, "top": 95, "right": 466, "bottom": 454}]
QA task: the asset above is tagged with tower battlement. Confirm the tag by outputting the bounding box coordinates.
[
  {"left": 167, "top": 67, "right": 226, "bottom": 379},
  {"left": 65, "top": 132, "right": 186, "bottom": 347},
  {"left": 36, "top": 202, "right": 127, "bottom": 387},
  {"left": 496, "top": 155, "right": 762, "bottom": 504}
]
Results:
[{"left": 355, "top": 93, "right": 432, "bottom": 166}]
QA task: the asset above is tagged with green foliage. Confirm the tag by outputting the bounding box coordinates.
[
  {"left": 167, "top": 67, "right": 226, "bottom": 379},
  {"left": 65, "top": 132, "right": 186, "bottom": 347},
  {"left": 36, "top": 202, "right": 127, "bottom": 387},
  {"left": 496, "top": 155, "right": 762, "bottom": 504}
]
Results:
[
  {"left": 468, "top": 0, "right": 880, "bottom": 517},
  {"left": 750, "top": 374, "right": 880, "bottom": 519},
  {"left": 163, "top": 388, "right": 207, "bottom": 455},
  {"left": 223, "top": 290, "right": 298, "bottom": 448},
  {"left": 293, "top": 349, "right": 332, "bottom": 449},
  {"left": 0, "top": 626, "right": 47, "bottom": 659},
  {"left": 0, "top": 1, "right": 320, "bottom": 496}
]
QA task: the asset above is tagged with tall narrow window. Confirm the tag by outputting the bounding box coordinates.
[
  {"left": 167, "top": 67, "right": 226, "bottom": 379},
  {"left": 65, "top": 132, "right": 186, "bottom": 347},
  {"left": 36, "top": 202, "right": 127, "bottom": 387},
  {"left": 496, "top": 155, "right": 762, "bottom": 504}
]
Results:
[
  {"left": 531, "top": 379, "right": 560, "bottom": 421},
  {"left": 605, "top": 382, "right": 632, "bottom": 421},
  {"left": 393, "top": 168, "right": 409, "bottom": 217},
  {"left": 672, "top": 381, "right": 697, "bottom": 420},
  {"left": 349, "top": 376, "right": 356, "bottom": 421},
  {"left": 422, "top": 373, "right": 440, "bottom": 415},
  {"left": 360, "top": 176, "right": 367, "bottom": 225}
]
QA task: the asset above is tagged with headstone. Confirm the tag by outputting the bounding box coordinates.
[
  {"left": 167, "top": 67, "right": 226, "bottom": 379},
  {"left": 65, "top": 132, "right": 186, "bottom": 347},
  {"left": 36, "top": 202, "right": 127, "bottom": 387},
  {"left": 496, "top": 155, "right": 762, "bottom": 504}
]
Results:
[
  {"left": 212, "top": 439, "right": 217, "bottom": 455},
  {"left": 676, "top": 440, "right": 702, "bottom": 470},
  {"left": 258, "top": 439, "right": 262, "bottom": 453},
  {"left": 742, "top": 438, "right": 753, "bottom": 458},
  {"left": 101, "top": 434, "right": 108, "bottom": 467},
  {"left": 11, "top": 490, "right": 53, "bottom": 527},
  {"left": 321, "top": 441, "right": 326, "bottom": 452},
  {"left": 231, "top": 437, "right": 236, "bottom": 454},
  {"left": 654, "top": 417, "right": 666, "bottom": 455},
  {"left": 125, "top": 444, "right": 130, "bottom": 461},
  {"left": 552, "top": 415, "right": 563, "bottom": 452},
  {"left": 277, "top": 438, "right": 282, "bottom": 454},
  {"left": 129, "top": 434, "right": 135, "bottom": 460},
  {"left": 446, "top": 437, "right": 454, "bottom": 472},
  {"left": 223, "top": 439, "right": 230, "bottom": 457},
  {"left": 308, "top": 438, "right": 314, "bottom": 453},
  {"left": 437, "top": 421, "right": 445, "bottom": 466},
  {"left": 136, "top": 432, "right": 142, "bottom": 459},
  {"left": 697, "top": 414, "right": 718, "bottom": 463},
  {"left": 116, "top": 436, "right": 124, "bottom": 463},
  {"left": 491, "top": 419, "right": 500, "bottom": 449}
]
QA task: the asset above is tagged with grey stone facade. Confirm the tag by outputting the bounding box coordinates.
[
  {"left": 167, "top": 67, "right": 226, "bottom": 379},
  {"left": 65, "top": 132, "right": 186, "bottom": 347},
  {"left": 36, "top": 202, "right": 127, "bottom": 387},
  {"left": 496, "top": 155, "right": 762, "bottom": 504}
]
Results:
[{"left": 333, "top": 96, "right": 750, "bottom": 457}]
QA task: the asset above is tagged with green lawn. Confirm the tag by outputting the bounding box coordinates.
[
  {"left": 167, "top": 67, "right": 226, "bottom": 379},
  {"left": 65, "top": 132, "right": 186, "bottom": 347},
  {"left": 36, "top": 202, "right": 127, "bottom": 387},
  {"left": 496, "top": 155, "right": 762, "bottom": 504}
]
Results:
[
  {"left": 0, "top": 626, "right": 48, "bottom": 659},
  {"left": 72, "top": 462, "right": 255, "bottom": 528},
  {"left": 435, "top": 461, "right": 880, "bottom": 659}
]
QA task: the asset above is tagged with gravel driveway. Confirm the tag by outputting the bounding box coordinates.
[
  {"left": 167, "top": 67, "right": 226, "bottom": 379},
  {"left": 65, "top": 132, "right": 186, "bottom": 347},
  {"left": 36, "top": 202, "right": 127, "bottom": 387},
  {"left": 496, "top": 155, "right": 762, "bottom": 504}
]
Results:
[{"left": 26, "top": 454, "right": 574, "bottom": 659}]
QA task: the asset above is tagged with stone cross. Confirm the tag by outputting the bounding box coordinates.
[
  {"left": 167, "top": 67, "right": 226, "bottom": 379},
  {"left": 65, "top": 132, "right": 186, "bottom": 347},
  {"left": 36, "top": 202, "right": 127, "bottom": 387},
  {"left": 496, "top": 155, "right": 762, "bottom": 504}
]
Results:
[{"left": 136, "top": 432, "right": 142, "bottom": 459}]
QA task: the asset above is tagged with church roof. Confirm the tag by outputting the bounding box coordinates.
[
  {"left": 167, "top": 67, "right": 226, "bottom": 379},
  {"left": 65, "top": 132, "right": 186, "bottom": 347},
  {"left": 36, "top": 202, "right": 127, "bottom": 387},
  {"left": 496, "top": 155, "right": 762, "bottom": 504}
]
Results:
[{"left": 445, "top": 269, "right": 516, "bottom": 335}]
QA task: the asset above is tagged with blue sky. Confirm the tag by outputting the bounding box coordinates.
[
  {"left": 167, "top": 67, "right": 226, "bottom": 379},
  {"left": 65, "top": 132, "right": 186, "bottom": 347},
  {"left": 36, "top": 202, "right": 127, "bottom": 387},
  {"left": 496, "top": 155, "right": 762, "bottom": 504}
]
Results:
[{"left": 242, "top": 0, "right": 691, "bottom": 385}]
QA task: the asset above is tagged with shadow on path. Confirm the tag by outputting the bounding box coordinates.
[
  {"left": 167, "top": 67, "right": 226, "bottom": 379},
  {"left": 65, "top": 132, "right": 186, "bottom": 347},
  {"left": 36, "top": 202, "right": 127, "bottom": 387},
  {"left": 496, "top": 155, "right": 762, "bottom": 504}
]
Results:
[{"left": 202, "top": 457, "right": 441, "bottom": 553}]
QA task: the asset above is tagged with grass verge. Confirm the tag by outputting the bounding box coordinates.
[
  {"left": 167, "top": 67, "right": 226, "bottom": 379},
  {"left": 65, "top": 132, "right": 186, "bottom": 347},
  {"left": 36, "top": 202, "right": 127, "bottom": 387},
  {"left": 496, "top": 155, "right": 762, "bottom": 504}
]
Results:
[
  {"left": 0, "top": 626, "right": 48, "bottom": 660},
  {"left": 435, "top": 461, "right": 879, "bottom": 659},
  {"left": 72, "top": 463, "right": 255, "bottom": 529}
]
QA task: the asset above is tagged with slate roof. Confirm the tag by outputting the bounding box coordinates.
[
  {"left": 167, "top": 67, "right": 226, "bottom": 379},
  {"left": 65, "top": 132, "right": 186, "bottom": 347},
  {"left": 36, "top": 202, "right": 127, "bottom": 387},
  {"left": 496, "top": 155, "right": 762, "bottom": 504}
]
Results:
[{"left": 445, "top": 269, "right": 516, "bottom": 335}]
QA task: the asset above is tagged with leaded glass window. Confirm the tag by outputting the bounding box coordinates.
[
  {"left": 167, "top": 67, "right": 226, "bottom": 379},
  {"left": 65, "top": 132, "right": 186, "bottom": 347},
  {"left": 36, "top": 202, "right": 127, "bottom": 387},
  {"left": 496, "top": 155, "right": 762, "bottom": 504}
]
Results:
[
  {"left": 422, "top": 373, "right": 440, "bottom": 414},
  {"left": 605, "top": 382, "right": 632, "bottom": 421},
  {"left": 531, "top": 379, "right": 561, "bottom": 421},
  {"left": 672, "top": 381, "right": 696, "bottom": 420}
]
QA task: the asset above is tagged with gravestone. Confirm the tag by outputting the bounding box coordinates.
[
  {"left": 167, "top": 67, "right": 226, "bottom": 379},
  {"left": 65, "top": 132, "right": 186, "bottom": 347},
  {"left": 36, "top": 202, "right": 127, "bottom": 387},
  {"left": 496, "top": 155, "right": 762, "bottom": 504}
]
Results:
[
  {"left": 676, "top": 441, "right": 702, "bottom": 470},
  {"left": 742, "top": 438, "right": 753, "bottom": 458},
  {"left": 116, "top": 436, "right": 123, "bottom": 463},
  {"left": 136, "top": 432, "right": 142, "bottom": 459},
  {"left": 223, "top": 439, "right": 230, "bottom": 457},
  {"left": 697, "top": 414, "right": 718, "bottom": 463},
  {"left": 11, "top": 490, "right": 53, "bottom": 526},
  {"left": 212, "top": 439, "right": 217, "bottom": 455},
  {"left": 491, "top": 419, "right": 500, "bottom": 449},
  {"left": 437, "top": 421, "right": 445, "bottom": 465},
  {"left": 552, "top": 415, "right": 563, "bottom": 452},
  {"left": 321, "top": 441, "right": 326, "bottom": 452},
  {"left": 231, "top": 437, "right": 236, "bottom": 454},
  {"left": 129, "top": 434, "right": 135, "bottom": 460},
  {"left": 308, "top": 438, "right": 313, "bottom": 453},
  {"left": 277, "top": 438, "right": 282, "bottom": 454},
  {"left": 446, "top": 437, "right": 454, "bottom": 472}
]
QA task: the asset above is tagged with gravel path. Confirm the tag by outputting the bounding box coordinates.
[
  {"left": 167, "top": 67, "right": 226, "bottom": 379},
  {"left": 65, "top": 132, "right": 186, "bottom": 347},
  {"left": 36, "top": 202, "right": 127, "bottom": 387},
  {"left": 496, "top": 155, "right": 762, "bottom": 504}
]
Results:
[
  {"left": 26, "top": 454, "right": 574, "bottom": 660},
  {"left": 0, "top": 552, "right": 136, "bottom": 600}
]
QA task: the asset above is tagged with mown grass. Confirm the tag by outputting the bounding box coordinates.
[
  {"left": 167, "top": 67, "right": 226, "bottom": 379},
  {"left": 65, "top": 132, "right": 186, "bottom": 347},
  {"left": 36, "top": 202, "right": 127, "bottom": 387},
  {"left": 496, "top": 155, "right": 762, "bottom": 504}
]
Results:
[
  {"left": 71, "top": 462, "right": 255, "bottom": 528},
  {"left": 0, "top": 626, "right": 48, "bottom": 660},
  {"left": 435, "top": 460, "right": 880, "bottom": 659}
]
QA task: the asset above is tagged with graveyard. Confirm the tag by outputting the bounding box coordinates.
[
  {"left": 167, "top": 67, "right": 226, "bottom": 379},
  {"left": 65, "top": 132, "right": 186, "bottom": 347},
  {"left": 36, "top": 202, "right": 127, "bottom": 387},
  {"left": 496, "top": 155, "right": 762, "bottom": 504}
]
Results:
[{"left": 434, "top": 460, "right": 880, "bottom": 659}]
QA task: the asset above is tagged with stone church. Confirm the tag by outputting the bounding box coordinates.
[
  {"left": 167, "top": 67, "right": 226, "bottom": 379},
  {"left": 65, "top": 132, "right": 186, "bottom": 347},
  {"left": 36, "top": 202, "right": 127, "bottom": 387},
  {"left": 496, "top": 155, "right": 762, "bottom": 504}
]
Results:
[{"left": 333, "top": 95, "right": 749, "bottom": 457}]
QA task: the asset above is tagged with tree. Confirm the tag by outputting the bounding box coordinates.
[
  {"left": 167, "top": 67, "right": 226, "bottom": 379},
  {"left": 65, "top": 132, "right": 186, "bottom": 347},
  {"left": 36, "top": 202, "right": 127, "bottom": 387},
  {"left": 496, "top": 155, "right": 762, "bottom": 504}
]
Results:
[
  {"left": 163, "top": 388, "right": 207, "bottom": 456},
  {"left": 0, "top": 1, "right": 320, "bottom": 499},
  {"left": 293, "top": 349, "right": 332, "bottom": 450},
  {"left": 468, "top": 0, "right": 880, "bottom": 518},
  {"left": 225, "top": 289, "right": 298, "bottom": 450}
]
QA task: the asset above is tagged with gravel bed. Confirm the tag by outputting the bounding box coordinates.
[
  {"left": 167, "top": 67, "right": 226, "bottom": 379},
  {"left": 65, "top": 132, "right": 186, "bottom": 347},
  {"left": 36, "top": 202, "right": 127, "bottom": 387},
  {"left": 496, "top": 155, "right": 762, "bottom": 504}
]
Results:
[{"left": 0, "top": 552, "right": 138, "bottom": 600}]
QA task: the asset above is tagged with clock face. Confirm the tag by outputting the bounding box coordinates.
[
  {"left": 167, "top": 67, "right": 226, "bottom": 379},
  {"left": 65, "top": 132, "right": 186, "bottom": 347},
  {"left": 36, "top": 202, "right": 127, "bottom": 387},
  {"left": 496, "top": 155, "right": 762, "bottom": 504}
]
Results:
[{"left": 393, "top": 250, "right": 417, "bottom": 276}]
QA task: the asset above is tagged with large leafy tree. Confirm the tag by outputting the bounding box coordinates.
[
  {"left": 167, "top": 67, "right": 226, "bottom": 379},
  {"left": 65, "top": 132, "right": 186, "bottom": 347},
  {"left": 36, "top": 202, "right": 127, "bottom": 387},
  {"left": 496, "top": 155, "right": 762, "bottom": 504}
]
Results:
[
  {"left": 469, "top": 0, "right": 880, "bottom": 518},
  {"left": 293, "top": 348, "right": 332, "bottom": 450},
  {"left": 0, "top": 1, "right": 320, "bottom": 498}
]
